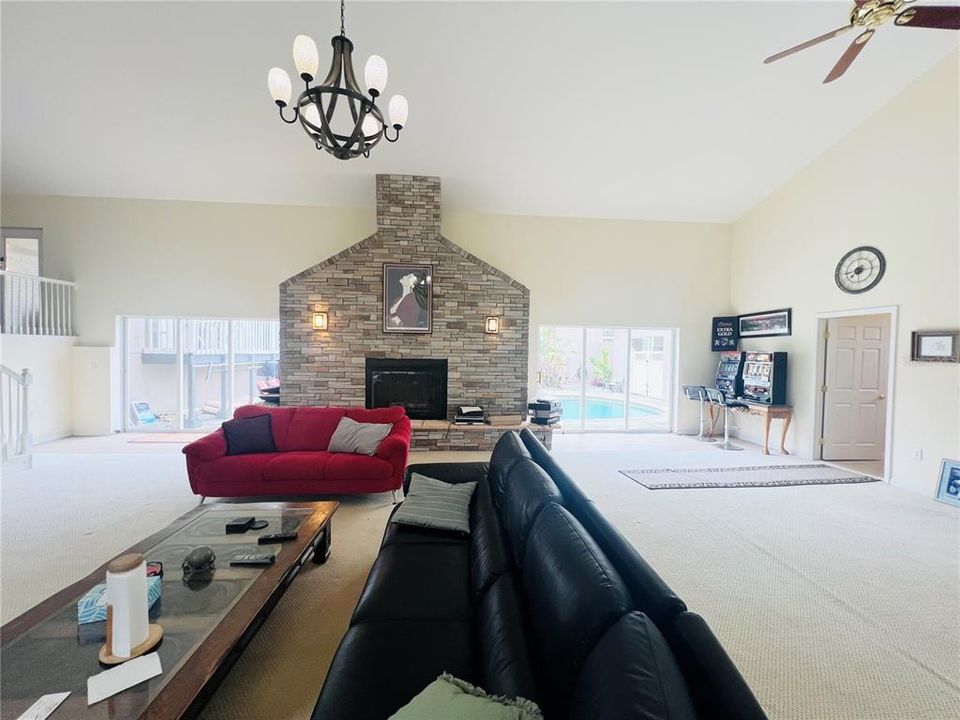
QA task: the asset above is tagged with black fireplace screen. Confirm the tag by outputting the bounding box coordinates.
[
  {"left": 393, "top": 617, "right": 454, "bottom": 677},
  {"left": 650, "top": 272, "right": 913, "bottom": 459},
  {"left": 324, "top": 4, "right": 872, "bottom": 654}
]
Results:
[{"left": 365, "top": 358, "right": 448, "bottom": 420}]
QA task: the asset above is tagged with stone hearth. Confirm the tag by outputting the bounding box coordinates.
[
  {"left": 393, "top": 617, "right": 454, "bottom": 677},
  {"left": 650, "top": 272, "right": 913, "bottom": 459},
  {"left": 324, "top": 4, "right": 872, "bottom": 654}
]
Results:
[{"left": 279, "top": 174, "right": 544, "bottom": 450}]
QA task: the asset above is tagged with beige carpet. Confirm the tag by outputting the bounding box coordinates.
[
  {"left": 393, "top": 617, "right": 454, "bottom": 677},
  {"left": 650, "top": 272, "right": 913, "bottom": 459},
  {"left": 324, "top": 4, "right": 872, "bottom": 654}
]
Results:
[{"left": 3, "top": 437, "right": 959, "bottom": 720}]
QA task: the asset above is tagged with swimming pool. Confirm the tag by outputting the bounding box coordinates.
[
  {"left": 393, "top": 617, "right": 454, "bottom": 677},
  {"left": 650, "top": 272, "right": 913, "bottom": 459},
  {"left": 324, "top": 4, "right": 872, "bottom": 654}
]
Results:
[{"left": 558, "top": 397, "right": 661, "bottom": 420}]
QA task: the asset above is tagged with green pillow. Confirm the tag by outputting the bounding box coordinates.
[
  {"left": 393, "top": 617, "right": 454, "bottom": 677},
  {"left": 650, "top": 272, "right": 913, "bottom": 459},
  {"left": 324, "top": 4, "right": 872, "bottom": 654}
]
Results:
[
  {"left": 389, "top": 674, "right": 542, "bottom": 720},
  {"left": 392, "top": 473, "right": 477, "bottom": 533}
]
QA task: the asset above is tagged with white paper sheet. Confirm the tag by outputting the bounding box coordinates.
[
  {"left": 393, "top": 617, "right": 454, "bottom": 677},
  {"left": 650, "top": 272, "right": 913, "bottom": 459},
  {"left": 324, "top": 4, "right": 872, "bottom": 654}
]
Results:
[
  {"left": 87, "top": 653, "right": 162, "bottom": 705},
  {"left": 15, "top": 692, "right": 70, "bottom": 720}
]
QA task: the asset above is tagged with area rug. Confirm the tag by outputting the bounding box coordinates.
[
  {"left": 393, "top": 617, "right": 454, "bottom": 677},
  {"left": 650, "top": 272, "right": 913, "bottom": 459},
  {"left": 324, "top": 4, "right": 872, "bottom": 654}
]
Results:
[{"left": 619, "top": 463, "right": 879, "bottom": 490}]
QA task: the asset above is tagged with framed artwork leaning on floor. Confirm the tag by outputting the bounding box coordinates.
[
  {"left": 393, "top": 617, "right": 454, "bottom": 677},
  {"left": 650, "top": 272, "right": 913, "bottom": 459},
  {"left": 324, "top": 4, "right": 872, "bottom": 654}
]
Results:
[{"left": 935, "top": 459, "right": 960, "bottom": 507}]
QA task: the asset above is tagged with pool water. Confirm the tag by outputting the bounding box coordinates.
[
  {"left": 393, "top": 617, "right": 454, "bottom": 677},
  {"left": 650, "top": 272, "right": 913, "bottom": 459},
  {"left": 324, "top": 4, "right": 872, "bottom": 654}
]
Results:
[{"left": 559, "top": 397, "right": 661, "bottom": 420}]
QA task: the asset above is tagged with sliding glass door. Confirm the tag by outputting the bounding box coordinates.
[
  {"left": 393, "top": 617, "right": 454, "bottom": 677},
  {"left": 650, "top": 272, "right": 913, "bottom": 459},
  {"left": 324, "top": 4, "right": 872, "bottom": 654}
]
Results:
[
  {"left": 123, "top": 316, "right": 280, "bottom": 432},
  {"left": 537, "top": 325, "right": 675, "bottom": 432}
]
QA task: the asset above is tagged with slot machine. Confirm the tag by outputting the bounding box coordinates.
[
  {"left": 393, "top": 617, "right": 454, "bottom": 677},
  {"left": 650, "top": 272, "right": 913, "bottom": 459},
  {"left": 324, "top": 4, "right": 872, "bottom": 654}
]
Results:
[
  {"left": 741, "top": 351, "right": 788, "bottom": 405},
  {"left": 715, "top": 351, "right": 746, "bottom": 399}
]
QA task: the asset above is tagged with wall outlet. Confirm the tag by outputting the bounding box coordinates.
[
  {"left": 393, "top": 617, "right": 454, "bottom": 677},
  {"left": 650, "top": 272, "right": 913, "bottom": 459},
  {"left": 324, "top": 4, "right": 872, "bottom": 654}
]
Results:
[{"left": 913, "top": 449, "right": 923, "bottom": 461}]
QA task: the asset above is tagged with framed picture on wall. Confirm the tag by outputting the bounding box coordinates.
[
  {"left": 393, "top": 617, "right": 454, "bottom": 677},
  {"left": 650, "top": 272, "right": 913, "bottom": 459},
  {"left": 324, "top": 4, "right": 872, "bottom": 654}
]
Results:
[
  {"left": 935, "top": 459, "right": 960, "bottom": 507},
  {"left": 911, "top": 330, "right": 959, "bottom": 363},
  {"left": 738, "top": 309, "right": 792, "bottom": 338},
  {"left": 383, "top": 263, "right": 432, "bottom": 334}
]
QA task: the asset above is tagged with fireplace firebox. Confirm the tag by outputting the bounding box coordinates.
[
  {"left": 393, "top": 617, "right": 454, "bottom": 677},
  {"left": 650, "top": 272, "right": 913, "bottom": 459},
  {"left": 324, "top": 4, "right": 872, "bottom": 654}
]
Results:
[{"left": 365, "top": 358, "right": 448, "bottom": 420}]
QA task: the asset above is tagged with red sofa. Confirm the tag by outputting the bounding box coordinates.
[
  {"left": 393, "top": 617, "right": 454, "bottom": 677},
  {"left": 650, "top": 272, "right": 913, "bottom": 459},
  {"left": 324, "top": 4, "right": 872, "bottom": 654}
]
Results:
[{"left": 183, "top": 405, "right": 411, "bottom": 499}]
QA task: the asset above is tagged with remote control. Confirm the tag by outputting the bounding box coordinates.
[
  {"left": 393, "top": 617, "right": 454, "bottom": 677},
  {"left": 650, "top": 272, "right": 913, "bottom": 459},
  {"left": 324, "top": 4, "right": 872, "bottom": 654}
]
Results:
[
  {"left": 258, "top": 532, "right": 298, "bottom": 544},
  {"left": 230, "top": 553, "right": 275, "bottom": 567}
]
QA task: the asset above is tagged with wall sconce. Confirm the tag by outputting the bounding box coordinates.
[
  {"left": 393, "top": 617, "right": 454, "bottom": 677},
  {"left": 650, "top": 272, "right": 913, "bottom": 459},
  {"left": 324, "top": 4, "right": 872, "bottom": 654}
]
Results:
[
  {"left": 484, "top": 316, "right": 501, "bottom": 334},
  {"left": 312, "top": 311, "right": 328, "bottom": 331}
]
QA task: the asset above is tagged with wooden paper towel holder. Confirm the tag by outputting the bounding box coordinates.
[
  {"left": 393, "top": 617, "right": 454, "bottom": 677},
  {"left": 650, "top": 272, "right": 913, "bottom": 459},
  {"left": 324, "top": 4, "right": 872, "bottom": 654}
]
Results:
[{"left": 99, "top": 604, "right": 164, "bottom": 665}]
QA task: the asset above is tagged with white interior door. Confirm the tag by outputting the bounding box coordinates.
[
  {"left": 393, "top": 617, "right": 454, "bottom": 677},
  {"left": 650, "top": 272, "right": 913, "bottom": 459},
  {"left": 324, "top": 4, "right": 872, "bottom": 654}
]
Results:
[{"left": 822, "top": 314, "right": 890, "bottom": 461}]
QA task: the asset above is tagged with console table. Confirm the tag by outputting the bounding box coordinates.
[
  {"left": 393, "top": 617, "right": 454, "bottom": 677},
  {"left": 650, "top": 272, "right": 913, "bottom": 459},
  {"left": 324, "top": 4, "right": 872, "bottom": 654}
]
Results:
[
  {"left": 707, "top": 402, "right": 793, "bottom": 455},
  {"left": 740, "top": 402, "right": 792, "bottom": 455}
]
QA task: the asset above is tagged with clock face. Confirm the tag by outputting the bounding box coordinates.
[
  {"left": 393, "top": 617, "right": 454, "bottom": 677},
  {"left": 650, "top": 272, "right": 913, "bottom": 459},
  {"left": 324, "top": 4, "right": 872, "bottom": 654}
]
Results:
[{"left": 835, "top": 246, "right": 885, "bottom": 294}]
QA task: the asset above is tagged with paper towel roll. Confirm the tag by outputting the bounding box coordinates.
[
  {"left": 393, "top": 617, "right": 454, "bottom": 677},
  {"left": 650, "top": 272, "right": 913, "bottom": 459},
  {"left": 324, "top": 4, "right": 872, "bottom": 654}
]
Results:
[{"left": 106, "top": 553, "right": 149, "bottom": 658}]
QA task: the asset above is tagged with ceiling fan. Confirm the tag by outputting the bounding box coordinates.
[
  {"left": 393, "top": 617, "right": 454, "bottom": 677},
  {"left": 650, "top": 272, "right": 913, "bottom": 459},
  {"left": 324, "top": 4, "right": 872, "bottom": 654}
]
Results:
[{"left": 764, "top": 1, "right": 960, "bottom": 83}]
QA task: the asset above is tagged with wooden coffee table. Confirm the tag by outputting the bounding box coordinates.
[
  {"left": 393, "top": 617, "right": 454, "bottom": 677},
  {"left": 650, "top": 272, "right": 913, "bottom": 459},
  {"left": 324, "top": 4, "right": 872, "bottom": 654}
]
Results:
[{"left": 0, "top": 501, "right": 337, "bottom": 719}]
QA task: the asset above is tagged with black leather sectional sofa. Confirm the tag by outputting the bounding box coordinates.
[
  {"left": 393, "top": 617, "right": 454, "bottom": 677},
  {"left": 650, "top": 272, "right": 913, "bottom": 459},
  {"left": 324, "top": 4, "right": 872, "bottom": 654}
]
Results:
[{"left": 312, "top": 428, "right": 768, "bottom": 720}]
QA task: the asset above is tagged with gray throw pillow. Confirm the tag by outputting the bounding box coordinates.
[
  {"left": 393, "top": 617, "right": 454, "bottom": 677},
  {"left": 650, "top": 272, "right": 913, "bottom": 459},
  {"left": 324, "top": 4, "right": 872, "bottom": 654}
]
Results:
[
  {"left": 327, "top": 416, "right": 392, "bottom": 455},
  {"left": 392, "top": 473, "right": 478, "bottom": 533}
]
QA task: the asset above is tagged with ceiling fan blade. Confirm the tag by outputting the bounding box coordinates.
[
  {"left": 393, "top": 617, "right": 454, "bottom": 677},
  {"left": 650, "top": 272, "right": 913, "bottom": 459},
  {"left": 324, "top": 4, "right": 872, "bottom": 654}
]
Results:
[
  {"left": 823, "top": 29, "right": 875, "bottom": 84},
  {"left": 895, "top": 5, "right": 960, "bottom": 29},
  {"left": 764, "top": 25, "right": 854, "bottom": 64}
]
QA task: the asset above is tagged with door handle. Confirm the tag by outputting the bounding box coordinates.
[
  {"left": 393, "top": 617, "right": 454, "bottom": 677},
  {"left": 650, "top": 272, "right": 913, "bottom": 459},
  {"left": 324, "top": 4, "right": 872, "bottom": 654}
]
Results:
[{"left": 877, "top": 394, "right": 886, "bottom": 401}]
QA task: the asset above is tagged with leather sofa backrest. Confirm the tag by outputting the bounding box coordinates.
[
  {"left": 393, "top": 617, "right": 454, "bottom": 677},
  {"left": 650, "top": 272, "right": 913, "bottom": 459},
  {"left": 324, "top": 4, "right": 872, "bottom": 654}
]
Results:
[
  {"left": 501, "top": 458, "right": 564, "bottom": 567},
  {"left": 475, "top": 573, "right": 540, "bottom": 705},
  {"left": 662, "top": 611, "right": 769, "bottom": 720},
  {"left": 518, "top": 428, "right": 686, "bottom": 624},
  {"left": 488, "top": 431, "right": 531, "bottom": 506},
  {"left": 469, "top": 478, "right": 513, "bottom": 595},
  {"left": 568, "top": 611, "right": 697, "bottom": 720},
  {"left": 520, "top": 503, "right": 632, "bottom": 717}
]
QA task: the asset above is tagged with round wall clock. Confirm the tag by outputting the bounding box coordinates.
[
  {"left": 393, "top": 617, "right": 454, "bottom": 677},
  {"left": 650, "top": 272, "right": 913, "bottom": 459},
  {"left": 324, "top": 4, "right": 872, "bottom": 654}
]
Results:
[{"left": 835, "top": 246, "right": 886, "bottom": 294}]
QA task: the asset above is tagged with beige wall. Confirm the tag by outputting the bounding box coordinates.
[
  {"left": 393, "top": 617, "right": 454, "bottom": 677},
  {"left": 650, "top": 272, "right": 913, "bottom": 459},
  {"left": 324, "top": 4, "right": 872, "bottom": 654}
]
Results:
[
  {"left": 730, "top": 53, "right": 960, "bottom": 495},
  {"left": 0, "top": 334, "right": 76, "bottom": 443},
  {"left": 0, "top": 195, "right": 375, "bottom": 347},
  {"left": 0, "top": 195, "right": 732, "bottom": 436},
  {"left": 444, "top": 211, "right": 732, "bottom": 432}
]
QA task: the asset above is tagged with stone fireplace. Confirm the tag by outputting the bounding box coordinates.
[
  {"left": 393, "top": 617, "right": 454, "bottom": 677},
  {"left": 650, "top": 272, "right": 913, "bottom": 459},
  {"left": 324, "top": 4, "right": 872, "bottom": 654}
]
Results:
[
  {"left": 278, "top": 174, "right": 531, "bottom": 446},
  {"left": 365, "top": 358, "right": 448, "bottom": 420}
]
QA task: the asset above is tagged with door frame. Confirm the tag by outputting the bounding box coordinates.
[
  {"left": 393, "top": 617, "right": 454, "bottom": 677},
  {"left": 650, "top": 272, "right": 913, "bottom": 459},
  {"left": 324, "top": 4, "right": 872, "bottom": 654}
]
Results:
[{"left": 812, "top": 305, "right": 898, "bottom": 482}]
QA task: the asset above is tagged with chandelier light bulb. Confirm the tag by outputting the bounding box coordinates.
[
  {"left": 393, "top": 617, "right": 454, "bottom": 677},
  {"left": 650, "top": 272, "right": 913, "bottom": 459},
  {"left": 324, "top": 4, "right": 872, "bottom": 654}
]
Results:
[
  {"left": 361, "top": 113, "right": 381, "bottom": 138},
  {"left": 267, "top": 67, "right": 292, "bottom": 106},
  {"left": 388, "top": 95, "right": 408, "bottom": 129},
  {"left": 364, "top": 55, "right": 388, "bottom": 97},
  {"left": 293, "top": 34, "right": 319, "bottom": 81}
]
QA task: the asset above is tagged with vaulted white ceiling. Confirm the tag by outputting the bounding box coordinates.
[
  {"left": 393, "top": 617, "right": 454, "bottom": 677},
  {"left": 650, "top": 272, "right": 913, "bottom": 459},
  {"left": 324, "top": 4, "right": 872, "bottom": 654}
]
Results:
[{"left": 2, "top": 1, "right": 957, "bottom": 222}]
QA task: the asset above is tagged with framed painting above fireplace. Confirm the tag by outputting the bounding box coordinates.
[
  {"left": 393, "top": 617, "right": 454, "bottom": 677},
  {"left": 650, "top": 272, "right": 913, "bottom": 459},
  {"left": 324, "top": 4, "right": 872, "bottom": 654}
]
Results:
[{"left": 383, "top": 263, "right": 432, "bottom": 333}]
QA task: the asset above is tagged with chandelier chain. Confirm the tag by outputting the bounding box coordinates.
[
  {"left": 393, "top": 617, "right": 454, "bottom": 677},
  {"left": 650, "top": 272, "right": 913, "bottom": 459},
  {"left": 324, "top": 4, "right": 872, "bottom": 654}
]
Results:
[{"left": 340, "top": 0, "right": 345, "bottom": 37}]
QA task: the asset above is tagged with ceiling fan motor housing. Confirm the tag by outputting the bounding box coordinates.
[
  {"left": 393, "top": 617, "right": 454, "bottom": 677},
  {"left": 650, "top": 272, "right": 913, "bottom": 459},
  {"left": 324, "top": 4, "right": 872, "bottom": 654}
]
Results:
[{"left": 852, "top": 0, "right": 912, "bottom": 29}]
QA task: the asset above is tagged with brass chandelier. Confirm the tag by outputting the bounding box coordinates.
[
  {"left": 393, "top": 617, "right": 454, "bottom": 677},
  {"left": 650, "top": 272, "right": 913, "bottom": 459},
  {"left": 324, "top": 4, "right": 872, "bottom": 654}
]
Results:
[{"left": 267, "top": 0, "right": 407, "bottom": 160}]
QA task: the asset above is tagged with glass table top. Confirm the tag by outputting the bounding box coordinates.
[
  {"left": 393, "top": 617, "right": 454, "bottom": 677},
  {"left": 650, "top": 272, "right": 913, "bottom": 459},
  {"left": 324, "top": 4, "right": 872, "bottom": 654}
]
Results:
[{"left": 1, "top": 505, "right": 316, "bottom": 719}]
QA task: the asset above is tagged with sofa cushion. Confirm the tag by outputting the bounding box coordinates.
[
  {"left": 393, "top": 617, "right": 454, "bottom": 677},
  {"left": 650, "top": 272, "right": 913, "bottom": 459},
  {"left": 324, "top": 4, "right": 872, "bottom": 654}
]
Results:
[
  {"left": 488, "top": 431, "right": 531, "bottom": 506},
  {"left": 476, "top": 574, "right": 540, "bottom": 704},
  {"left": 392, "top": 474, "right": 477, "bottom": 534},
  {"left": 234, "top": 405, "right": 295, "bottom": 450},
  {"left": 501, "top": 458, "right": 564, "bottom": 567},
  {"left": 198, "top": 454, "right": 275, "bottom": 485},
  {"left": 311, "top": 619, "right": 475, "bottom": 720},
  {"left": 470, "top": 478, "right": 513, "bottom": 594},
  {"left": 262, "top": 452, "right": 329, "bottom": 482},
  {"left": 284, "top": 407, "right": 347, "bottom": 451},
  {"left": 222, "top": 413, "right": 276, "bottom": 455},
  {"left": 569, "top": 611, "right": 696, "bottom": 720},
  {"left": 352, "top": 543, "right": 471, "bottom": 623},
  {"left": 381, "top": 504, "right": 471, "bottom": 548},
  {"left": 326, "top": 453, "right": 394, "bottom": 483},
  {"left": 328, "top": 416, "right": 393, "bottom": 455},
  {"left": 521, "top": 503, "right": 632, "bottom": 717}
]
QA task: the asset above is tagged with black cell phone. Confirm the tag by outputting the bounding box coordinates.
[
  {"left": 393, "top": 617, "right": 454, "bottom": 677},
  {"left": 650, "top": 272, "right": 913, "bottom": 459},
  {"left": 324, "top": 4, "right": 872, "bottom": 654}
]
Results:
[{"left": 226, "top": 517, "right": 255, "bottom": 534}]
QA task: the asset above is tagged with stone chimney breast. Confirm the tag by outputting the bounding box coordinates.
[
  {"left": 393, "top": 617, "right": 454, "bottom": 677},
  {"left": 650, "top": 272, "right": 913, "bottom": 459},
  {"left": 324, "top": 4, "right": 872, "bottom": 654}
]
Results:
[{"left": 376, "top": 174, "right": 441, "bottom": 236}]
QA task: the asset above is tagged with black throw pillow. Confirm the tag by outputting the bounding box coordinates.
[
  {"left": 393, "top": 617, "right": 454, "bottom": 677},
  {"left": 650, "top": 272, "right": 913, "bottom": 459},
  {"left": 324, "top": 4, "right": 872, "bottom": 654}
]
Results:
[{"left": 222, "top": 414, "right": 277, "bottom": 455}]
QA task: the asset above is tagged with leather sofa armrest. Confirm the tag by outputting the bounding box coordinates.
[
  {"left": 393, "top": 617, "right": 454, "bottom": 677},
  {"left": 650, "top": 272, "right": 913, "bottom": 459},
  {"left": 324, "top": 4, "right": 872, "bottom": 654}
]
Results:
[
  {"left": 404, "top": 462, "right": 490, "bottom": 495},
  {"left": 182, "top": 429, "right": 227, "bottom": 462}
]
